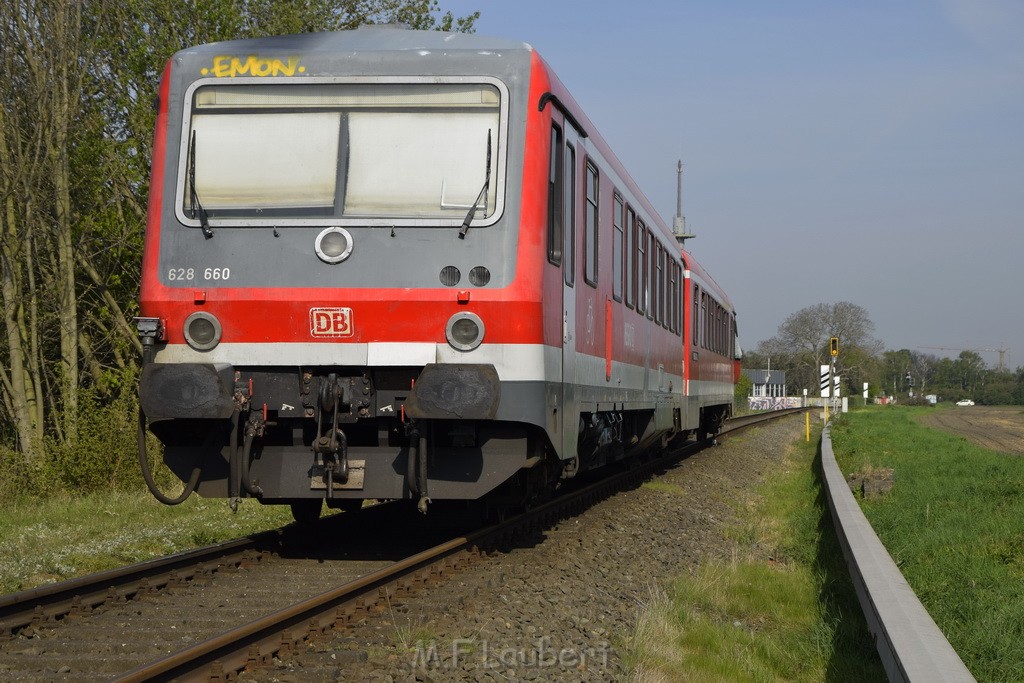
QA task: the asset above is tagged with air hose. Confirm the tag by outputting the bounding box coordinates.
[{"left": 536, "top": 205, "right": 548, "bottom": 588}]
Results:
[
  {"left": 137, "top": 336, "right": 201, "bottom": 505},
  {"left": 137, "top": 407, "right": 200, "bottom": 505}
]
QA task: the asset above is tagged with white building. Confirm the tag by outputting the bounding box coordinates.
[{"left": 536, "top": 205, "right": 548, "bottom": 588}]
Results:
[{"left": 743, "top": 369, "right": 787, "bottom": 398}]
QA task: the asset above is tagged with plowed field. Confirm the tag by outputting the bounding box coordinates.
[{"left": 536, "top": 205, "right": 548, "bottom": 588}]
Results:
[{"left": 919, "top": 406, "right": 1024, "bottom": 456}]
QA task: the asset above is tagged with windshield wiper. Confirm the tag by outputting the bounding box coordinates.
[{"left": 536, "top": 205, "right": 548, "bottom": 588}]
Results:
[
  {"left": 188, "top": 130, "right": 213, "bottom": 239},
  {"left": 459, "top": 129, "right": 492, "bottom": 240}
]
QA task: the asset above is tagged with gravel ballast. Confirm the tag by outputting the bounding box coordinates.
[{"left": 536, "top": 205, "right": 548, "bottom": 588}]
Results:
[{"left": 246, "top": 415, "right": 807, "bottom": 682}]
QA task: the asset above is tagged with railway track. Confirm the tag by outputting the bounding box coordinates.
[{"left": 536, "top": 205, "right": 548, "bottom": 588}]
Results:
[{"left": 0, "top": 409, "right": 803, "bottom": 682}]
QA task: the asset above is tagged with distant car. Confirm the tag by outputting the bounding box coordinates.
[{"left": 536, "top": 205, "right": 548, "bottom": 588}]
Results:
[{"left": 956, "top": 399, "right": 975, "bottom": 406}]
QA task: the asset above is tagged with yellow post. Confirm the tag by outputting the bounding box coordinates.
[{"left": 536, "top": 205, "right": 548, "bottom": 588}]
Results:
[{"left": 805, "top": 412, "right": 810, "bottom": 441}]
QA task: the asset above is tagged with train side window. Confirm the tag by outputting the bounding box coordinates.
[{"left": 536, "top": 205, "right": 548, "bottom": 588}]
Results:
[
  {"left": 712, "top": 301, "right": 720, "bottom": 352},
  {"left": 625, "top": 206, "right": 636, "bottom": 308},
  {"left": 715, "top": 300, "right": 720, "bottom": 352},
  {"left": 647, "top": 229, "right": 656, "bottom": 321},
  {"left": 672, "top": 262, "right": 681, "bottom": 335},
  {"left": 711, "top": 302, "right": 717, "bottom": 352},
  {"left": 666, "top": 260, "right": 673, "bottom": 332},
  {"left": 584, "top": 160, "right": 599, "bottom": 287},
  {"left": 668, "top": 261, "right": 675, "bottom": 333},
  {"left": 660, "top": 248, "right": 668, "bottom": 328},
  {"left": 564, "top": 143, "right": 576, "bottom": 287},
  {"left": 636, "top": 222, "right": 647, "bottom": 315},
  {"left": 547, "top": 124, "right": 563, "bottom": 265},
  {"left": 724, "top": 307, "right": 733, "bottom": 356},
  {"left": 612, "top": 194, "right": 624, "bottom": 302},
  {"left": 717, "top": 303, "right": 724, "bottom": 353},
  {"left": 720, "top": 305, "right": 726, "bottom": 354},
  {"left": 671, "top": 264, "right": 679, "bottom": 335},
  {"left": 721, "top": 306, "right": 726, "bottom": 353},
  {"left": 718, "top": 304, "right": 723, "bottom": 353},
  {"left": 723, "top": 307, "right": 728, "bottom": 354},
  {"left": 654, "top": 243, "right": 664, "bottom": 325},
  {"left": 692, "top": 285, "right": 700, "bottom": 346},
  {"left": 701, "top": 292, "right": 708, "bottom": 349},
  {"left": 731, "top": 314, "right": 737, "bottom": 358}
]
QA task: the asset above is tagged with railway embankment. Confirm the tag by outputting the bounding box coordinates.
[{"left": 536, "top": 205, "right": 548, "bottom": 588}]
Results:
[{"left": 2, "top": 412, "right": 918, "bottom": 680}]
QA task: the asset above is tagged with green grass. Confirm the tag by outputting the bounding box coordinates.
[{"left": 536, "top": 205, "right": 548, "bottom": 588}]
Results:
[
  {"left": 641, "top": 480, "right": 688, "bottom": 497},
  {"left": 830, "top": 406, "right": 1024, "bottom": 681},
  {"left": 0, "top": 491, "right": 293, "bottom": 594},
  {"left": 627, "top": 425, "right": 883, "bottom": 681}
]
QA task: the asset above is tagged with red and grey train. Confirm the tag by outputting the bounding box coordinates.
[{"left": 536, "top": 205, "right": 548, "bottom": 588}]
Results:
[{"left": 137, "top": 27, "right": 740, "bottom": 520}]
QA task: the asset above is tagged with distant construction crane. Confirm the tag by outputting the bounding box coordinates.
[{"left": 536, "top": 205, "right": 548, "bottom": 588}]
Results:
[{"left": 917, "top": 345, "right": 1010, "bottom": 371}]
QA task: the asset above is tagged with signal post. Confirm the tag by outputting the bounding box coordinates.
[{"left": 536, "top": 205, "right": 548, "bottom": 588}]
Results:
[{"left": 823, "top": 337, "right": 839, "bottom": 422}]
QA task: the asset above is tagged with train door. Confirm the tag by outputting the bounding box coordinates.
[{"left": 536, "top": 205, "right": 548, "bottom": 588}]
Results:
[{"left": 561, "top": 128, "right": 579, "bottom": 461}]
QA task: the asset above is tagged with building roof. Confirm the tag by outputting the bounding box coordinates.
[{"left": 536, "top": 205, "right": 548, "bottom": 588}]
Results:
[{"left": 742, "top": 369, "right": 786, "bottom": 384}]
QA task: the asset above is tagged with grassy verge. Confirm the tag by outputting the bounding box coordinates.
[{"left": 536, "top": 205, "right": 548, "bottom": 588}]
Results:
[
  {"left": 0, "top": 491, "right": 293, "bottom": 594},
  {"left": 830, "top": 406, "right": 1024, "bottom": 681},
  {"left": 626, "top": 424, "right": 883, "bottom": 681}
]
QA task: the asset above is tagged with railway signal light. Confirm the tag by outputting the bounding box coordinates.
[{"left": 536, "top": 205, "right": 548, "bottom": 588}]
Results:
[{"left": 830, "top": 337, "right": 839, "bottom": 357}]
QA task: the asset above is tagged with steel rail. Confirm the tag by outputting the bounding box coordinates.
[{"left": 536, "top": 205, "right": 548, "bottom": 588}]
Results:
[
  {"left": 722, "top": 407, "right": 808, "bottom": 432},
  {"left": 0, "top": 533, "right": 272, "bottom": 637},
  {"left": 820, "top": 425, "right": 975, "bottom": 682},
  {"left": 0, "top": 500, "right": 411, "bottom": 639}
]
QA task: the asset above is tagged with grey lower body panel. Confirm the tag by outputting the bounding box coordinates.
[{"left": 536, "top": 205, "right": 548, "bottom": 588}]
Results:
[{"left": 165, "top": 422, "right": 530, "bottom": 501}]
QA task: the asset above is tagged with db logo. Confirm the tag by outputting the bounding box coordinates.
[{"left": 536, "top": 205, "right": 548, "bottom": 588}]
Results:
[{"left": 309, "top": 308, "right": 354, "bottom": 338}]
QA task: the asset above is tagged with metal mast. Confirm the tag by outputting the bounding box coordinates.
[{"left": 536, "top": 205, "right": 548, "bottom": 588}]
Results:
[{"left": 673, "top": 160, "right": 696, "bottom": 246}]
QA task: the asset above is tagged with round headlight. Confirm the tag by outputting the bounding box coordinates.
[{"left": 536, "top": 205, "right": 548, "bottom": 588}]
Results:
[
  {"left": 183, "top": 312, "right": 222, "bottom": 351},
  {"left": 315, "top": 227, "right": 354, "bottom": 264},
  {"left": 446, "top": 312, "right": 484, "bottom": 351}
]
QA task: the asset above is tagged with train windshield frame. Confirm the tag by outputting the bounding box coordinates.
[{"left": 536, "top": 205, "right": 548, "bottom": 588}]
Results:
[{"left": 174, "top": 77, "right": 508, "bottom": 229}]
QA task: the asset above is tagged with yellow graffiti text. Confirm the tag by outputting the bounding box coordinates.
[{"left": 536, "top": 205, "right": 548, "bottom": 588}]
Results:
[{"left": 201, "top": 55, "right": 306, "bottom": 78}]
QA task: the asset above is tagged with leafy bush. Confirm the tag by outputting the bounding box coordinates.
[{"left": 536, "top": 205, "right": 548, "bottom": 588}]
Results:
[
  {"left": 48, "top": 376, "right": 144, "bottom": 492},
  {"left": 734, "top": 373, "right": 753, "bottom": 410},
  {"left": 0, "top": 367, "right": 174, "bottom": 499}
]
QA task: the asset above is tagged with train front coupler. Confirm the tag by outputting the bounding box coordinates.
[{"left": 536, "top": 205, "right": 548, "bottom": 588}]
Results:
[{"left": 314, "top": 373, "right": 351, "bottom": 499}]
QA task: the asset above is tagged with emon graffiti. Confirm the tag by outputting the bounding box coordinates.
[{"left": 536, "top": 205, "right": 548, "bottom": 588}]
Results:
[{"left": 201, "top": 55, "right": 305, "bottom": 78}]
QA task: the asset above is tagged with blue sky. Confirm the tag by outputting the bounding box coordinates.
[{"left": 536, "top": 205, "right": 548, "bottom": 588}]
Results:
[{"left": 441, "top": 0, "right": 1024, "bottom": 367}]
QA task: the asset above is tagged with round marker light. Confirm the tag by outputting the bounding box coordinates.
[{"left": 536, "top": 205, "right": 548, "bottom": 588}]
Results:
[
  {"left": 439, "top": 266, "right": 461, "bottom": 286},
  {"left": 315, "top": 227, "right": 354, "bottom": 264},
  {"left": 183, "top": 311, "right": 222, "bottom": 351},
  {"left": 446, "top": 312, "right": 485, "bottom": 351},
  {"left": 469, "top": 266, "right": 490, "bottom": 287}
]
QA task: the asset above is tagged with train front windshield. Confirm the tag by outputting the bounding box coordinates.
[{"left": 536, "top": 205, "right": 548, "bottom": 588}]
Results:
[{"left": 179, "top": 81, "right": 501, "bottom": 225}]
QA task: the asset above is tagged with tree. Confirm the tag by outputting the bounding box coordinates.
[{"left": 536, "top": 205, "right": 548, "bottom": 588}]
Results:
[
  {"left": 979, "top": 369, "right": 1016, "bottom": 405},
  {"left": 0, "top": 0, "right": 479, "bottom": 467},
  {"left": 1014, "top": 368, "right": 1024, "bottom": 405},
  {"left": 877, "top": 349, "right": 938, "bottom": 398},
  {"left": 757, "top": 302, "right": 882, "bottom": 396},
  {"left": 1, "top": 0, "right": 90, "bottom": 452}
]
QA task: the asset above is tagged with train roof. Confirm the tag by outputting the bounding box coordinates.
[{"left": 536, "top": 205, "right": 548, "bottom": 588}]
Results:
[
  {"left": 683, "top": 249, "right": 734, "bottom": 311},
  {"left": 173, "top": 25, "right": 535, "bottom": 60}
]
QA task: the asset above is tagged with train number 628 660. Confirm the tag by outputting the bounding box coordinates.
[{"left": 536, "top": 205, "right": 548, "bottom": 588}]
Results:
[{"left": 167, "top": 267, "right": 231, "bottom": 281}]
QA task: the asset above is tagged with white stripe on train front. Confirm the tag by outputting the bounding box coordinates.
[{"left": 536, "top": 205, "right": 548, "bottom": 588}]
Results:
[
  {"left": 152, "top": 341, "right": 684, "bottom": 394},
  {"left": 154, "top": 342, "right": 550, "bottom": 381}
]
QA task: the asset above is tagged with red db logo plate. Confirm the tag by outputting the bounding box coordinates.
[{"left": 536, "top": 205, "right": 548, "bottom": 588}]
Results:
[{"left": 309, "top": 308, "right": 354, "bottom": 338}]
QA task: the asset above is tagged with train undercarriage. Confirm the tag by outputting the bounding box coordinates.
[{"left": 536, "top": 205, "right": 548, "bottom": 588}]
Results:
[{"left": 139, "top": 361, "right": 727, "bottom": 522}]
